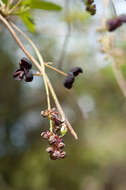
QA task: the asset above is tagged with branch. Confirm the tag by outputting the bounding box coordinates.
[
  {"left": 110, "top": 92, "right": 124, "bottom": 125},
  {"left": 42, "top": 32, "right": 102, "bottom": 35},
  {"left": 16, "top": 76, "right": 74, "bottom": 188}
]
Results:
[{"left": 0, "top": 14, "right": 78, "bottom": 139}]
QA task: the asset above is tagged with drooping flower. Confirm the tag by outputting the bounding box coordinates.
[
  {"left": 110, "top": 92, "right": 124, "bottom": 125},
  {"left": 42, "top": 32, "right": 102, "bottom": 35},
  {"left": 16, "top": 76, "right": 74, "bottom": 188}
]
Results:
[
  {"left": 13, "top": 57, "right": 33, "bottom": 82},
  {"left": 63, "top": 67, "right": 83, "bottom": 89}
]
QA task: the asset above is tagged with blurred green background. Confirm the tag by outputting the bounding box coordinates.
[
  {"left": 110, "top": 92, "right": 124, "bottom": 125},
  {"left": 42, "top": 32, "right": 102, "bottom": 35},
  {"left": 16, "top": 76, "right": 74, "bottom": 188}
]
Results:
[{"left": 1, "top": 0, "right": 126, "bottom": 190}]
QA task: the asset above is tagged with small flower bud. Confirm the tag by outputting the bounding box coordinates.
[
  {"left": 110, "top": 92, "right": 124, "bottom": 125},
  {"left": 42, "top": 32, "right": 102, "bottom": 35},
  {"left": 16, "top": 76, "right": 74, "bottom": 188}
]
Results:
[
  {"left": 41, "top": 131, "right": 51, "bottom": 139},
  {"left": 50, "top": 154, "right": 57, "bottom": 160},
  {"left": 41, "top": 132, "right": 48, "bottom": 139},
  {"left": 57, "top": 142, "right": 65, "bottom": 149},
  {"left": 49, "top": 135, "right": 56, "bottom": 144},
  {"left": 85, "top": 0, "right": 96, "bottom": 16},
  {"left": 60, "top": 151, "right": 66, "bottom": 159},
  {"left": 54, "top": 126, "right": 60, "bottom": 133},
  {"left": 46, "top": 147, "right": 54, "bottom": 153},
  {"left": 52, "top": 150, "right": 61, "bottom": 159},
  {"left": 52, "top": 117, "right": 63, "bottom": 126}
]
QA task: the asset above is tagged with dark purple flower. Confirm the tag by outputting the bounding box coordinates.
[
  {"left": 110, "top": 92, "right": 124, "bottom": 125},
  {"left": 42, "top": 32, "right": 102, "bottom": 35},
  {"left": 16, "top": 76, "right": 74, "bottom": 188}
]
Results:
[
  {"left": 63, "top": 66, "right": 83, "bottom": 89},
  {"left": 20, "top": 57, "right": 32, "bottom": 70},
  {"left": 13, "top": 57, "right": 33, "bottom": 82},
  {"left": 107, "top": 18, "right": 122, "bottom": 32}
]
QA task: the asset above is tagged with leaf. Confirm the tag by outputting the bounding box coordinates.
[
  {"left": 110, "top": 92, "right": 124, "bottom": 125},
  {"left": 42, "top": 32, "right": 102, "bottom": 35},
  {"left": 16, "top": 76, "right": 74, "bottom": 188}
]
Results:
[
  {"left": 22, "top": 0, "right": 62, "bottom": 11},
  {"left": 3, "top": 0, "right": 7, "bottom": 4},
  {"left": 20, "top": 12, "right": 35, "bottom": 33}
]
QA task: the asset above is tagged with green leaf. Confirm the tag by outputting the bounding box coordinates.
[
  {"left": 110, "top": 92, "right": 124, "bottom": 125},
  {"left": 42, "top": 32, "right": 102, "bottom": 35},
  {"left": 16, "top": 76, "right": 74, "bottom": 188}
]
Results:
[
  {"left": 3, "top": 0, "right": 7, "bottom": 4},
  {"left": 20, "top": 12, "right": 35, "bottom": 33},
  {"left": 22, "top": 0, "right": 62, "bottom": 11}
]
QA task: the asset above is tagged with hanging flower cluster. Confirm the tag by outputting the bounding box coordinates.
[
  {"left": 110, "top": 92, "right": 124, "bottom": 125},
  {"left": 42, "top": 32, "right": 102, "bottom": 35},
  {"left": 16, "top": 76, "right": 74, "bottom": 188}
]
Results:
[
  {"left": 41, "top": 108, "right": 67, "bottom": 160},
  {"left": 85, "top": 0, "right": 96, "bottom": 16}
]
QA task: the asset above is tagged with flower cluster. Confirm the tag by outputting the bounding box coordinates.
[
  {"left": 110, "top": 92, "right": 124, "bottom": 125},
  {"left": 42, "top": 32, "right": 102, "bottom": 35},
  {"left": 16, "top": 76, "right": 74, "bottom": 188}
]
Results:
[
  {"left": 63, "top": 67, "right": 83, "bottom": 89},
  {"left": 85, "top": 0, "right": 96, "bottom": 16},
  {"left": 41, "top": 108, "right": 67, "bottom": 160},
  {"left": 107, "top": 15, "right": 126, "bottom": 32},
  {"left": 41, "top": 130, "right": 66, "bottom": 160},
  {"left": 13, "top": 57, "right": 33, "bottom": 82}
]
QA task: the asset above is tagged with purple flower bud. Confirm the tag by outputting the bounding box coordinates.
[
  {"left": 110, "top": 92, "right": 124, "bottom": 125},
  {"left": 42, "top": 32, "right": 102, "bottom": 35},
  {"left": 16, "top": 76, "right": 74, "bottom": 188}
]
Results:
[
  {"left": 54, "top": 119, "right": 63, "bottom": 126},
  {"left": 54, "top": 126, "right": 60, "bottom": 133},
  {"left": 46, "top": 147, "right": 54, "bottom": 153},
  {"left": 49, "top": 135, "right": 56, "bottom": 144},
  {"left": 57, "top": 142, "right": 65, "bottom": 149},
  {"left": 60, "top": 151, "right": 66, "bottom": 159},
  {"left": 50, "top": 154, "right": 57, "bottom": 160},
  {"left": 41, "top": 131, "right": 51, "bottom": 139},
  {"left": 52, "top": 150, "right": 61, "bottom": 159}
]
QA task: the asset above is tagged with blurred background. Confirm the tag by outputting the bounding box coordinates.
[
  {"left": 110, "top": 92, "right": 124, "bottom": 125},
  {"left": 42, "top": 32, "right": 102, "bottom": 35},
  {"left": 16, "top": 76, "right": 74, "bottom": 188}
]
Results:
[{"left": 1, "top": 0, "right": 126, "bottom": 190}]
